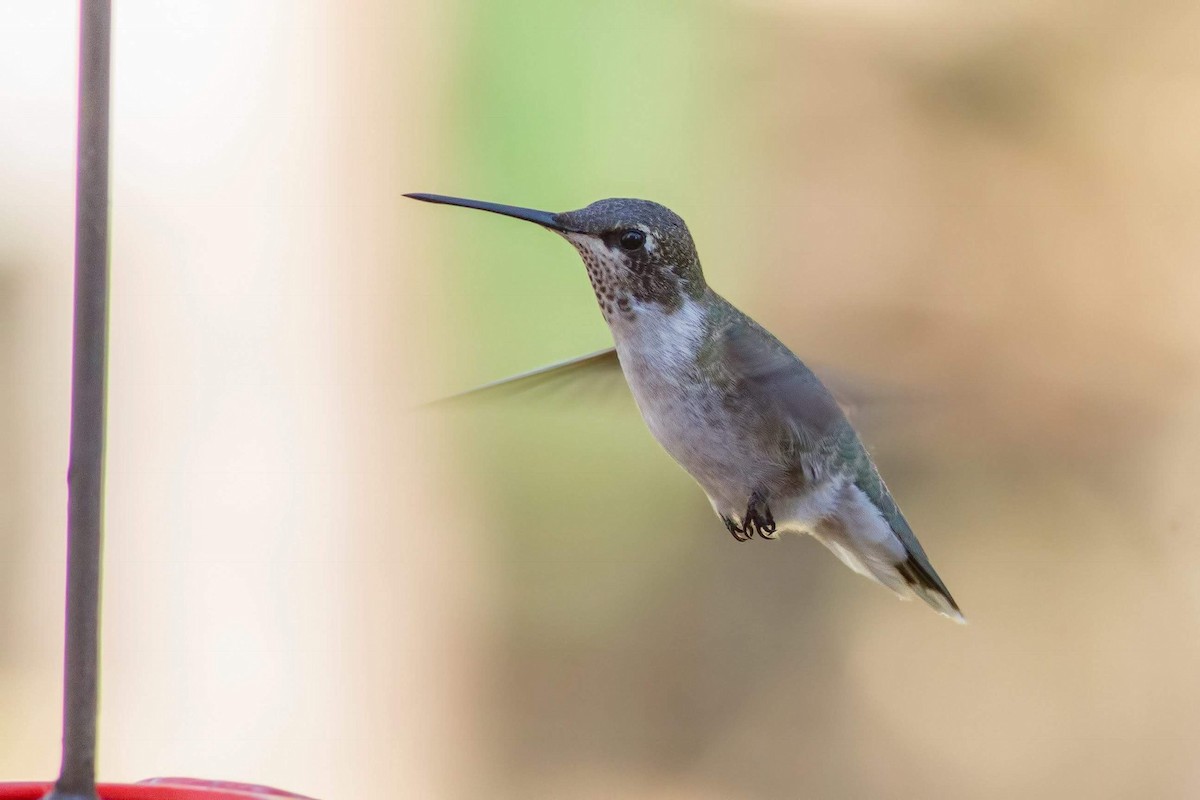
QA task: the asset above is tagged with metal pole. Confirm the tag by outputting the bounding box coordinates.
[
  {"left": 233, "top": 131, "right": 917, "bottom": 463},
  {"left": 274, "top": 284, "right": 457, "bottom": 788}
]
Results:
[{"left": 47, "top": 2, "right": 112, "bottom": 799}]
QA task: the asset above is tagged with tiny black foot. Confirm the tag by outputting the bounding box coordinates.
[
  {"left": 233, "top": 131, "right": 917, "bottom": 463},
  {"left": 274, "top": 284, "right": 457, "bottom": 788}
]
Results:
[
  {"left": 722, "top": 515, "right": 752, "bottom": 542},
  {"left": 743, "top": 491, "right": 777, "bottom": 540},
  {"left": 721, "top": 491, "right": 777, "bottom": 541}
]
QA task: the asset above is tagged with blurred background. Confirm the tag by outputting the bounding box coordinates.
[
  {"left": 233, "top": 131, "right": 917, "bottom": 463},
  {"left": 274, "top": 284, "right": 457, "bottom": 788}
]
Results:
[{"left": 3, "top": 1, "right": 1200, "bottom": 798}]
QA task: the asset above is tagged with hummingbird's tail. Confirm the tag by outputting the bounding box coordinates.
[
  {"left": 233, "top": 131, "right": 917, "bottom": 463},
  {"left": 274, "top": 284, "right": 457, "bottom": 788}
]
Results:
[
  {"left": 811, "top": 487, "right": 965, "bottom": 623},
  {"left": 894, "top": 553, "right": 965, "bottom": 623}
]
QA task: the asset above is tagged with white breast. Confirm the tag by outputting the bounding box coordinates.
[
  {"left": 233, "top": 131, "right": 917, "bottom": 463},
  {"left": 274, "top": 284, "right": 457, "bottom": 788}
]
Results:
[
  {"left": 609, "top": 296, "right": 706, "bottom": 375},
  {"left": 609, "top": 298, "right": 763, "bottom": 509}
]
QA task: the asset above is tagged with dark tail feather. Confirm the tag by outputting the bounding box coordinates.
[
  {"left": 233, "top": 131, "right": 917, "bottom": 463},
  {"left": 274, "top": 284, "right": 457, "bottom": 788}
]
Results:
[{"left": 896, "top": 555, "right": 966, "bottom": 623}]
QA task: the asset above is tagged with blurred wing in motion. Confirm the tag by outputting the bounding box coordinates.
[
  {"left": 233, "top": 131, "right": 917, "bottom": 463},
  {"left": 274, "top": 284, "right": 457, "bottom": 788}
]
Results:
[
  {"left": 430, "top": 344, "right": 920, "bottom": 421},
  {"left": 428, "top": 347, "right": 625, "bottom": 407},
  {"left": 813, "top": 364, "right": 919, "bottom": 422}
]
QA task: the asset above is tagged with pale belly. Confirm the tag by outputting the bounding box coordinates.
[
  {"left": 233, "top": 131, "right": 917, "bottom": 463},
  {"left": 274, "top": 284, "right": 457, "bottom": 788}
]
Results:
[
  {"left": 609, "top": 296, "right": 777, "bottom": 515},
  {"left": 629, "top": 371, "right": 845, "bottom": 531},
  {"left": 619, "top": 354, "right": 773, "bottom": 514}
]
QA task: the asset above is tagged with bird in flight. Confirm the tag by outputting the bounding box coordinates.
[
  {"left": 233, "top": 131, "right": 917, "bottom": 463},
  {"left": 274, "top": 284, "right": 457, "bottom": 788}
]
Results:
[{"left": 408, "top": 193, "right": 963, "bottom": 622}]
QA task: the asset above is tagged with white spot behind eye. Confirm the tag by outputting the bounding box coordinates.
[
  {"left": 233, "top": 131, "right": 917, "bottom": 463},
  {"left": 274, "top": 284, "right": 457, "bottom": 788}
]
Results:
[{"left": 636, "top": 224, "right": 657, "bottom": 253}]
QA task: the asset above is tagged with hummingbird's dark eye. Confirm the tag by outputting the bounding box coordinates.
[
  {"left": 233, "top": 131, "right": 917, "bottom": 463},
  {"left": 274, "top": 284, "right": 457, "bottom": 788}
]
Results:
[{"left": 619, "top": 229, "right": 646, "bottom": 251}]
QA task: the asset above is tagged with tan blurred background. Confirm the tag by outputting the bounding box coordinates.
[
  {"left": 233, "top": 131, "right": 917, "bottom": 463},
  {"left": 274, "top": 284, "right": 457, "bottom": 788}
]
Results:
[{"left": 4, "top": 1, "right": 1200, "bottom": 798}]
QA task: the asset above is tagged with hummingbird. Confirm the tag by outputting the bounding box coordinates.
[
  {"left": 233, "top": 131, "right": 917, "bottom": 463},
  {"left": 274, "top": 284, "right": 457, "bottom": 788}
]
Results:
[{"left": 407, "top": 192, "right": 963, "bottom": 622}]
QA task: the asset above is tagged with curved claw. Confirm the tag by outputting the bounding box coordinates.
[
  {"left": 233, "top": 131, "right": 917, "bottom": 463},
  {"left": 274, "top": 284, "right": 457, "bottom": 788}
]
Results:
[
  {"left": 722, "top": 515, "right": 752, "bottom": 542},
  {"left": 743, "top": 492, "right": 777, "bottom": 540}
]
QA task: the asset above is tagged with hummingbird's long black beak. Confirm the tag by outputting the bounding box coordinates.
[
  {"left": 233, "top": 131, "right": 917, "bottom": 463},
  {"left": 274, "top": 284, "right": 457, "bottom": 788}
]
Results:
[{"left": 405, "top": 193, "right": 575, "bottom": 232}]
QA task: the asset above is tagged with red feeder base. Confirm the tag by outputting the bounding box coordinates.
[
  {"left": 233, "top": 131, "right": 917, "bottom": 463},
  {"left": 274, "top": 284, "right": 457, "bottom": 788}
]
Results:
[{"left": 0, "top": 779, "right": 316, "bottom": 800}]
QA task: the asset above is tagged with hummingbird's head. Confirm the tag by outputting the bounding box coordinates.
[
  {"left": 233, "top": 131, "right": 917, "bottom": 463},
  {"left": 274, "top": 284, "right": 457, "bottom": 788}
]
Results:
[
  {"left": 405, "top": 193, "right": 707, "bottom": 320},
  {"left": 554, "top": 198, "right": 706, "bottom": 318}
]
